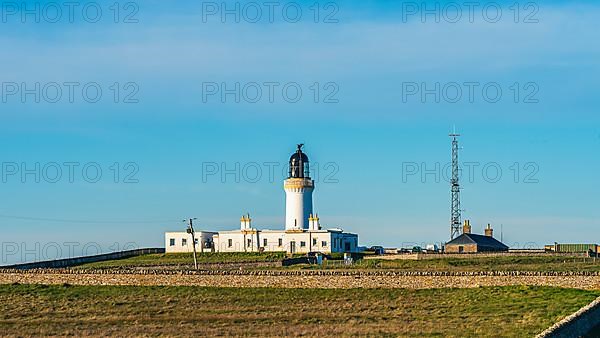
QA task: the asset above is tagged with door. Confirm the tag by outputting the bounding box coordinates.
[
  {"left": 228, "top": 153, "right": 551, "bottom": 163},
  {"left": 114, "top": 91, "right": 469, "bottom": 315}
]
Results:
[{"left": 290, "top": 241, "right": 296, "bottom": 254}]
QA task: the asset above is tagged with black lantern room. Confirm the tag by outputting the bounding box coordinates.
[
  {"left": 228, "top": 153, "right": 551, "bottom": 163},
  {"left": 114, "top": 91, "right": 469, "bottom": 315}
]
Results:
[{"left": 289, "top": 144, "right": 310, "bottom": 178}]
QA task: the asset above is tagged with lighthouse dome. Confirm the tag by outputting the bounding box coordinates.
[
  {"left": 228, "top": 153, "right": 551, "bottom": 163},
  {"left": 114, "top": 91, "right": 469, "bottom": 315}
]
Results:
[
  {"left": 290, "top": 149, "right": 309, "bottom": 163},
  {"left": 289, "top": 144, "right": 310, "bottom": 178}
]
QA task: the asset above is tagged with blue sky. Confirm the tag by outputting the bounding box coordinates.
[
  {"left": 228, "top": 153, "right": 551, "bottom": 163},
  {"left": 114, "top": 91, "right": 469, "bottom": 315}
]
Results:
[{"left": 1, "top": 0, "right": 599, "bottom": 263}]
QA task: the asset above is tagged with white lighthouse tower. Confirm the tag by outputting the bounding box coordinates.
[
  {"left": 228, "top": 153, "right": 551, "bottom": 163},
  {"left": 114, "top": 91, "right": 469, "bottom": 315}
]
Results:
[{"left": 284, "top": 144, "right": 314, "bottom": 230}]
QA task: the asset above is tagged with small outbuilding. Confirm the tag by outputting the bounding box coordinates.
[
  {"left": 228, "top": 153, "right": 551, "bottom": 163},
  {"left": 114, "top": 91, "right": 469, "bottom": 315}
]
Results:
[
  {"left": 545, "top": 243, "right": 599, "bottom": 256},
  {"left": 445, "top": 221, "right": 509, "bottom": 253}
]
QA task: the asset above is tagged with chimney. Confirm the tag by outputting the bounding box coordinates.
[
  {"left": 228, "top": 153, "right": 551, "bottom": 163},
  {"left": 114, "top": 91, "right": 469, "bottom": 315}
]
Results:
[
  {"left": 240, "top": 214, "right": 251, "bottom": 230},
  {"left": 462, "top": 220, "right": 471, "bottom": 234},
  {"left": 309, "top": 214, "right": 320, "bottom": 231},
  {"left": 485, "top": 224, "right": 493, "bottom": 237}
]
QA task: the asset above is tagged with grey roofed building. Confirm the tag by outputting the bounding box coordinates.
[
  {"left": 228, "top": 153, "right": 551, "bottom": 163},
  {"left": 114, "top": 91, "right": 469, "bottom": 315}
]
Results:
[{"left": 445, "top": 233, "right": 509, "bottom": 253}]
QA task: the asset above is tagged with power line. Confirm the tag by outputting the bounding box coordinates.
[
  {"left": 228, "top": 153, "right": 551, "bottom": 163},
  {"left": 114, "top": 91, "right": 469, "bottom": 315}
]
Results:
[
  {"left": 0, "top": 214, "right": 179, "bottom": 224},
  {"left": 184, "top": 217, "right": 199, "bottom": 270}
]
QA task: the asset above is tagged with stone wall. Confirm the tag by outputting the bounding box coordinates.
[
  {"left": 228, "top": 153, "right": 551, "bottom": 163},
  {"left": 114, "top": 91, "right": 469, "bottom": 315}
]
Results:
[
  {"left": 1, "top": 248, "right": 165, "bottom": 269},
  {"left": 2, "top": 269, "right": 600, "bottom": 290},
  {"left": 536, "top": 296, "right": 600, "bottom": 338},
  {"left": 98, "top": 261, "right": 281, "bottom": 271},
  {"left": 445, "top": 243, "right": 477, "bottom": 254}
]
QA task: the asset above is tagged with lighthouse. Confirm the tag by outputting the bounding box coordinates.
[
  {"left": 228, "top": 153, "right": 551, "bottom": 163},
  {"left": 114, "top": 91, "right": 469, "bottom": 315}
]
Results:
[
  {"left": 166, "top": 143, "right": 359, "bottom": 255},
  {"left": 284, "top": 144, "right": 314, "bottom": 230}
]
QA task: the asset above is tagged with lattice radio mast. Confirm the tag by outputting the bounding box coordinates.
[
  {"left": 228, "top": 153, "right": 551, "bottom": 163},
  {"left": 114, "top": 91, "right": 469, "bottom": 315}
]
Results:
[{"left": 449, "top": 130, "right": 461, "bottom": 240}]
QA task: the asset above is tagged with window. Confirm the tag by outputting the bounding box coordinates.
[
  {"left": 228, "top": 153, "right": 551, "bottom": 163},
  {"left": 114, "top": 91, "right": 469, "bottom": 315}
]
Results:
[
  {"left": 300, "top": 241, "right": 306, "bottom": 247},
  {"left": 263, "top": 238, "right": 268, "bottom": 247},
  {"left": 247, "top": 239, "right": 252, "bottom": 247},
  {"left": 194, "top": 239, "right": 199, "bottom": 246},
  {"left": 312, "top": 238, "right": 317, "bottom": 246},
  {"left": 228, "top": 239, "right": 233, "bottom": 248},
  {"left": 169, "top": 239, "right": 175, "bottom": 246},
  {"left": 278, "top": 238, "right": 283, "bottom": 247},
  {"left": 182, "top": 239, "right": 187, "bottom": 246},
  {"left": 321, "top": 241, "right": 327, "bottom": 247}
]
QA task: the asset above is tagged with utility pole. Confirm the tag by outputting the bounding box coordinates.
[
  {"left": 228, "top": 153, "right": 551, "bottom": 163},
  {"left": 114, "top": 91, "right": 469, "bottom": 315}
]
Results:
[
  {"left": 184, "top": 218, "right": 198, "bottom": 270},
  {"left": 449, "top": 130, "right": 461, "bottom": 240}
]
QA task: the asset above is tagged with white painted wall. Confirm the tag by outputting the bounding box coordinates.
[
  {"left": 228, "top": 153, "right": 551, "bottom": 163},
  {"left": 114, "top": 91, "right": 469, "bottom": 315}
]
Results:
[
  {"left": 165, "top": 231, "right": 217, "bottom": 253},
  {"left": 330, "top": 232, "right": 359, "bottom": 253},
  {"left": 214, "top": 231, "right": 262, "bottom": 253},
  {"left": 195, "top": 229, "right": 358, "bottom": 254},
  {"left": 284, "top": 178, "right": 314, "bottom": 230}
]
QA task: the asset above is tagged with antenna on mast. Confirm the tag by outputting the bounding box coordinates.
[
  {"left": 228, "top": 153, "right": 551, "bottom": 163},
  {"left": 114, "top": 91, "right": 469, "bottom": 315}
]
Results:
[{"left": 449, "top": 128, "right": 461, "bottom": 240}]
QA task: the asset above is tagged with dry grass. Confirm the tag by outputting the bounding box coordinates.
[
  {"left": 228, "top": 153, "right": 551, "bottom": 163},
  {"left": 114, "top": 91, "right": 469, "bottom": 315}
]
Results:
[{"left": 0, "top": 284, "right": 597, "bottom": 337}]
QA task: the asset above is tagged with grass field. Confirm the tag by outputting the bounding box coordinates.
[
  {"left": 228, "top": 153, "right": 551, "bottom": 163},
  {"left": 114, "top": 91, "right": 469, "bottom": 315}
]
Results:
[
  {"left": 77, "top": 252, "right": 286, "bottom": 269},
  {"left": 77, "top": 253, "right": 600, "bottom": 272},
  {"left": 341, "top": 255, "right": 600, "bottom": 272},
  {"left": 0, "top": 284, "right": 596, "bottom": 337}
]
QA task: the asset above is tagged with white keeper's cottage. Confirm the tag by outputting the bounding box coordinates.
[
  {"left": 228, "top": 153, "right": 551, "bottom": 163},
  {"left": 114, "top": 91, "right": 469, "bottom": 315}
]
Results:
[{"left": 165, "top": 144, "right": 359, "bottom": 254}]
